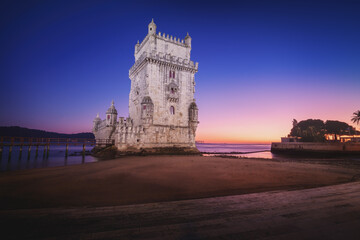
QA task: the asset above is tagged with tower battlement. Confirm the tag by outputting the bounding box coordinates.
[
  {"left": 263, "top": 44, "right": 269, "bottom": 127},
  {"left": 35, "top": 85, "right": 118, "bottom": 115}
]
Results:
[
  {"left": 136, "top": 31, "right": 189, "bottom": 53},
  {"left": 135, "top": 21, "right": 192, "bottom": 62}
]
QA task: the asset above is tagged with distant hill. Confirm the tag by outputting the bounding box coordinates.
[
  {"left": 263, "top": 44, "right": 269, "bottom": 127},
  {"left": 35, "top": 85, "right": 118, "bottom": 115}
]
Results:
[{"left": 0, "top": 126, "right": 94, "bottom": 139}]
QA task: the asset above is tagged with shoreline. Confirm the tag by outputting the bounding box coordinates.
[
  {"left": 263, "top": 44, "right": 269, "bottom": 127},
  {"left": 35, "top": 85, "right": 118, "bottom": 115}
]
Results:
[{"left": 1, "top": 155, "right": 359, "bottom": 210}]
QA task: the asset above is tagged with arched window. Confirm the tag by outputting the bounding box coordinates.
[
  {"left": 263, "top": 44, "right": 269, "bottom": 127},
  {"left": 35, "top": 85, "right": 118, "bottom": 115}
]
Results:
[
  {"left": 170, "top": 106, "right": 175, "bottom": 115},
  {"left": 169, "top": 71, "right": 175, "bottom": 78}
]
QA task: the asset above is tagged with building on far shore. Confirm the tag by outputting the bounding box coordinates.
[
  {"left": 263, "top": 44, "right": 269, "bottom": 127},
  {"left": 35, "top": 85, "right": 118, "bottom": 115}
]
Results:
[
  {"left": 93, "top": 20, "right": 199, "bottom": 153},
  {"left": 281, "top": 136, "right": 301, "bottom": 143},
  {"left": 273, "top": 135, "right": 360, "bottom": 154},
  {"left": 339, "top": 135, "right": 360, "bottom": 143},
  {"left": 281, "top": 134, "right": 360, "bottom": 143}
]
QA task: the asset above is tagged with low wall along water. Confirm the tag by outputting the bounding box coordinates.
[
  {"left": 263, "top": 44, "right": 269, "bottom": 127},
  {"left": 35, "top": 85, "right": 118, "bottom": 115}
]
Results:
[{"left": 271, "top": 142, "right": 360, "bottom": 153}]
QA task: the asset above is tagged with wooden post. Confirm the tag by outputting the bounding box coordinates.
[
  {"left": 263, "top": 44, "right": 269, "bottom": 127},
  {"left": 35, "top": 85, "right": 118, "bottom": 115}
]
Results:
[
  {"left": 8, "top": 145, "right": 13, "bottom": 162},
  {"left": 7, "top": 146, "right": 12, "bottom": 170},
  {"left": 19, "top": 145, "right": 23, "bottom": 159},
  {"left": 82, "top": 144, "right": 85, "bottom": 156},
  {"left": 0, "top": 145, "right": 3, "bottom": 160},
  {"left": 35, "top": 145, "right": 39, "bottom": 157},
  {"left": 65, "top": 144, "right": 69, "bottom": 157},
  {"left": 43, "top": 145, "right": 46, "bottom": 158},
  {"left": 46, "top": 144, "right": 49, "bottom": 157},
  {"left": 28, "top": 145, "right": 31, "bottom": 159},
  {"left": 9, "top": 145, "right": 13, "bottom": 156}
]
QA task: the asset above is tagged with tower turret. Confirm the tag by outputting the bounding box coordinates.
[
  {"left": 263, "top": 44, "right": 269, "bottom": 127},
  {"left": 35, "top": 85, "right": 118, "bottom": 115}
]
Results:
[
  {"left": 185, "top": 32, "right": 192, "bottom": 48},
  {"left": 148, "top": 18, "right": 157, "bottom": 35},
  {"left": 134, "top": 40, "right": 140, "bottom": 55},
  {"left": 93, "top": 113, "right": 101, "bottom": 132},
  {"left": 106, "top": 100, "right": 118, "bottom": 126}
]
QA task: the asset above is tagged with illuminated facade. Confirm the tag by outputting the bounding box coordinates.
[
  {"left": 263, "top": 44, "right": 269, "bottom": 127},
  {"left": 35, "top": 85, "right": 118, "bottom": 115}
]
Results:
[{"left": 93, "top": 20, "right": 199, "bottom": 152}]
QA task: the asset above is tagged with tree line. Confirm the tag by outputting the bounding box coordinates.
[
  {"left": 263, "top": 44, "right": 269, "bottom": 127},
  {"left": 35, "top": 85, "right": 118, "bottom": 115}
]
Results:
[{"left": 289, "top": 111, "right": 360, "bottom": 142}]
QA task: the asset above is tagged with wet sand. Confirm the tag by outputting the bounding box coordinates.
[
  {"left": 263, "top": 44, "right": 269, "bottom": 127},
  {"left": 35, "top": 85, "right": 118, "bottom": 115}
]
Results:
[{"left": 0, "top": 155, "right": 358, "bottom": 210}]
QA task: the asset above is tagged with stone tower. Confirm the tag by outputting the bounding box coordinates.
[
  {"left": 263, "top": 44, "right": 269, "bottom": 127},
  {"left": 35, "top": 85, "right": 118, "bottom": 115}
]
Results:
[{"left": 93, "top": 19, "right": 199, "bottom": 152}]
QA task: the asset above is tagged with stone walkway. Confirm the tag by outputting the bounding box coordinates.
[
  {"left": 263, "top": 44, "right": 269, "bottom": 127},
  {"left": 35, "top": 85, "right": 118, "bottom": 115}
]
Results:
[{"left": 2, "top": 182, "right": 360, "bottom": 239}]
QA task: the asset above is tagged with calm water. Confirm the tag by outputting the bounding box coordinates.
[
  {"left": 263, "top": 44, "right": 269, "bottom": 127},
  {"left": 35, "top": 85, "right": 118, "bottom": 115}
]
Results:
[
  {"left": 196, "top": 143, "right": 273, "bottom": 159},
  {"left": 196, "top": 143, "right": 360, "bottom": 162},
  {"left": 1, "top": 143, "right": 360, "bottom": 172}
]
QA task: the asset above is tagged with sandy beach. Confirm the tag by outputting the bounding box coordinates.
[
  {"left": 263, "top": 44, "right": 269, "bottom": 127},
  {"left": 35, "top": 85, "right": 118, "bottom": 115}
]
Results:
[{"left": 0, "top": 155, "right": 358, "bottom": 210}]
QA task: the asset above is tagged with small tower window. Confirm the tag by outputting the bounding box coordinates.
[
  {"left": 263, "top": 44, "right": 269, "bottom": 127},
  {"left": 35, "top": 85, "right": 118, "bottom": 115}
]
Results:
[
  {"left": 173, "top": 71, "right": 175, "bottom": 78},
  {"left": 170, "top": 106, "right": 175, "bottom": 115}
]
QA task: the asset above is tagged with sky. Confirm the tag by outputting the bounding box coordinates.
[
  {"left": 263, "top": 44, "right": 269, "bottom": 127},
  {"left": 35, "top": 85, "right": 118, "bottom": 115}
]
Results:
[{"left": 0, "top": 0, "right": 359, "bottom": 143}]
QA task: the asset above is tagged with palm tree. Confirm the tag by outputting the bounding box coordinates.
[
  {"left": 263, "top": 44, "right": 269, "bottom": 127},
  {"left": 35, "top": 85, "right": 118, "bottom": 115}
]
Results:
[{"left": 351, "top": 110, "right": 360, "bottom": 125}]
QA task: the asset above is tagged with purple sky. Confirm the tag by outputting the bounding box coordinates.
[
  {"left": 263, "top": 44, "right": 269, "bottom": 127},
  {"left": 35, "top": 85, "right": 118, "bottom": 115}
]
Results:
[{"left": 1, "top": 0, "right": 359, "bottom": 142}]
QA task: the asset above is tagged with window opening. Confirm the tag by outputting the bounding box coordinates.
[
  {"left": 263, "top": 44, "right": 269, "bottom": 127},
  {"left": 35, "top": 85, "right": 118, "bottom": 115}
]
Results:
[{"left": 170, "top": 106, "right": 175, "bottom": 115}]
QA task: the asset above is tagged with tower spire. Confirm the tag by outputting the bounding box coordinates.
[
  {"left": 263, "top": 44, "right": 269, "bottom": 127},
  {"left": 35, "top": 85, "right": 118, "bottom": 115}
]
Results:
[
  {"left": 148, "top": 18, "right": 157, "bottom": 35},
  {"left": 185, "top": 32, "right": 192, "bottom": 47}
]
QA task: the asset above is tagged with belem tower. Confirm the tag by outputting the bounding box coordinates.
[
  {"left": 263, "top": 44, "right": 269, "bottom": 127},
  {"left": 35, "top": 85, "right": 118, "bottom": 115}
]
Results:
[{"left": 92, "top": 19, "right": 199, "bottom": 152}]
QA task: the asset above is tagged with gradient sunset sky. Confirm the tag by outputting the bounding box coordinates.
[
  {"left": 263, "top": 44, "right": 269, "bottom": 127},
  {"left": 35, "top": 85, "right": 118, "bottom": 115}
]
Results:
[{"left": 1, "top": 0, "right": 359, "bottom": 143}]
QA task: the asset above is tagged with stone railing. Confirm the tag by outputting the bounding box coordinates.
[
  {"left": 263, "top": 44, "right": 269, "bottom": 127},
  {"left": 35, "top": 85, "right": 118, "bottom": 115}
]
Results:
[{"left": 130, "top": 51, "right": 198, "bottom": 75}]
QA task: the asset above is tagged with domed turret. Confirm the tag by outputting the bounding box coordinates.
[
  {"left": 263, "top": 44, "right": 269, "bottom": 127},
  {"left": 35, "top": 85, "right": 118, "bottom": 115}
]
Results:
[
  {"left": 106, "top": 100, "right": 118, "bottom": 126},
  {"left": 148, "top": 18, "right": 157, "bottom": 35},
  {"left": 106, "top": 100, "right": 117, "bottom": 115},
  {"left": 94, "top": 113, "right": 101, "bottom": 122},
  {"left": 185, "top": 32, "right": 192, "bottom": 48},
  {"left": 93, "top": 113, "right": 101, "bottom": 132}
]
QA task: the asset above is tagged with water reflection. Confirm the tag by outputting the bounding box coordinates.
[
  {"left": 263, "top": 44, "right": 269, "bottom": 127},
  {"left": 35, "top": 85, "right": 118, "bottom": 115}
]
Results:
[{"left": 0, "top": 145, "right": 97, "bottom": 172}]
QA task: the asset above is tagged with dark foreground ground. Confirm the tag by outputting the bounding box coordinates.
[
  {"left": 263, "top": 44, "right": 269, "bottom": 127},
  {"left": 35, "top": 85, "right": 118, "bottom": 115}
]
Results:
[
  {"left": 1, "top": 155, "right": 360, "bottom": 239},
  {"left": 1, "top": 182, "right": 360, "bottom": 239}
]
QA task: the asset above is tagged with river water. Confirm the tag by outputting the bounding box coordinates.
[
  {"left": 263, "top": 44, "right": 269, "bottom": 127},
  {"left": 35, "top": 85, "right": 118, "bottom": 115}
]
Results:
[
  {"left": 1, "top": 143, "right": 360, "bottom": 172},
  {"left": 0, "top": 145, "right": 97, "bottom": 172}
]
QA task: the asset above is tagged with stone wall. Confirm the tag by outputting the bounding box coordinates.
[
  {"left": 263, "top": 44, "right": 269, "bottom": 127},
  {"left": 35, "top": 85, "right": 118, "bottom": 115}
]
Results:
[{"left": 271, "top": 142, "right": 360, "bottom": 153}]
